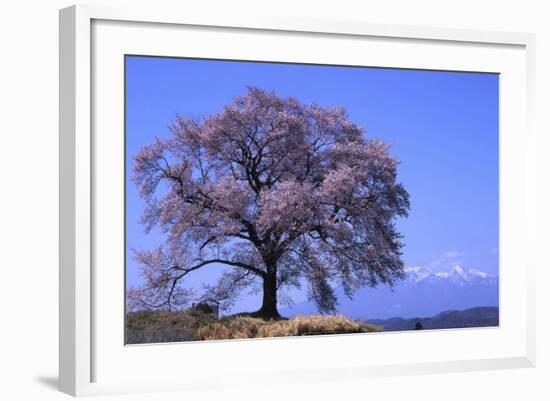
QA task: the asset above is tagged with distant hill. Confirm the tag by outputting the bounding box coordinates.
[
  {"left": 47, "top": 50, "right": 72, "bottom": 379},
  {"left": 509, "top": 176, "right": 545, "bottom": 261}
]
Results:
[
  {"left": 369, "top": 306, "right": 499, "bottom": 331},
  {"left": 281, "top": 265, "right": 499, "bottom": 320}
]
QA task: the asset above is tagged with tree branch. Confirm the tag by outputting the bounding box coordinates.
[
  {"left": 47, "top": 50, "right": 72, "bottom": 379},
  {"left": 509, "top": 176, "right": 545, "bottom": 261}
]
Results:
[{"left": 176, "top": 258, "right": 265, "bottom": 278}]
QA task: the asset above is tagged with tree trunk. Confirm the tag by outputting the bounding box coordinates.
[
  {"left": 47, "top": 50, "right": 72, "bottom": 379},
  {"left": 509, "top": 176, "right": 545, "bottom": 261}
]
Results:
[{"left": 254, "top": 269, "right": 281, "bottom": 320}]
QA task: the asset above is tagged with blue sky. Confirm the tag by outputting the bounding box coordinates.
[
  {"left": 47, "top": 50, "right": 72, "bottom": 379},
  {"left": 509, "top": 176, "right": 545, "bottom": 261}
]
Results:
[{"left": 125, "top": 56, "right": 499, "bottom": 310}]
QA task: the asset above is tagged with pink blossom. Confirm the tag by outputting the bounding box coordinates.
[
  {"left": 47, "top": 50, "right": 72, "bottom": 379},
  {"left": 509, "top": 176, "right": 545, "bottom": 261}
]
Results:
[{"left": 128, "top": 87, "right": 409, "bottom": 317}]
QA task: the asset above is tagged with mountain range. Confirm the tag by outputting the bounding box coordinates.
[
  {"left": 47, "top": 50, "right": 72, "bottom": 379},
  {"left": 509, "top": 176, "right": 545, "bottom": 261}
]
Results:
[
  {"left": 369, "top": 306, "right": 499, "bottom": 331},
  {"left": 281, "top": 265, "right": 499, "bottom": 320}
]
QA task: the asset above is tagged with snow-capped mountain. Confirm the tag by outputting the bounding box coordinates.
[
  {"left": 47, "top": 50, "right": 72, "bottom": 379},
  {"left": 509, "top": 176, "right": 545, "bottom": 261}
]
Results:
[
  {"left": 281, "top": 265, "right": 499, "bottom": 320},
  {"left": 405, "top": 265, "right": 498, "bottom": 286}
]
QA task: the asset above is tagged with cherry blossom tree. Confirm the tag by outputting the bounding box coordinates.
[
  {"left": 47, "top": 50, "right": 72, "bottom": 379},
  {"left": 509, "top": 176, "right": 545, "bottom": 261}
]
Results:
[{"left": 128, "top": 87, "right": 409, "bottom": 319}]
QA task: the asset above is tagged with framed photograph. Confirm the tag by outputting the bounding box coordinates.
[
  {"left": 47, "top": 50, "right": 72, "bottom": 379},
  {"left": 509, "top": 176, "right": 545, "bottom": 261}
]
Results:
[{"left": 59, "top": 4, "right": 536, "bottom": 397}]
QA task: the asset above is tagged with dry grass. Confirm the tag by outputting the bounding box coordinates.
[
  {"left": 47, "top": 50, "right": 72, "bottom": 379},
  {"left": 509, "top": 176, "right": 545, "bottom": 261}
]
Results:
[
  {"left": 127, "top": 310, "right": 216, "bottom": 331},
  {"left": 196, "top": 315, "right": 380, "bottom": 340},
  {"left": 126, "top": 310, "right": 217, "bottom": 344},
  {"left": 127, "top": 311, "right": 380, "bottom": 343}
]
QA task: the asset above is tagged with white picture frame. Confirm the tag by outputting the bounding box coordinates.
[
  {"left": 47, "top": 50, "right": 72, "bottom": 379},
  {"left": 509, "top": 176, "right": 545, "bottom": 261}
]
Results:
[{"left": 59, "top": 3, "right": 536, "bottom": 397}]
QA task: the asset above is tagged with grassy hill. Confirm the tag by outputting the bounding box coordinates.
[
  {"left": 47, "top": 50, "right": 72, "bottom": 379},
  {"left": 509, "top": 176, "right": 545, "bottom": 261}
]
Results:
[
  {"left": 126, "top": 306, "right": 498, "bottom": 344},
  {"left": 126, "top": 310, "right": 379, "bottom": 344}
]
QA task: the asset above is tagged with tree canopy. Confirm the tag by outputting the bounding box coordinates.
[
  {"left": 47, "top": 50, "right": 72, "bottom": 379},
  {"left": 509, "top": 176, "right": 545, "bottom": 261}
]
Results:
[{"left": 128, "top": 87, "right": 410, "bottom": 319}]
